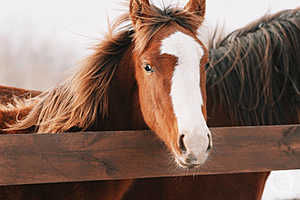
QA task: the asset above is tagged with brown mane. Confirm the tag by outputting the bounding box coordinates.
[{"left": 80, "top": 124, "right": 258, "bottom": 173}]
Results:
[
  {"left": 207, "top": 7, "right": 300, "bottom": 126},
  {"left": 5, "top": 4, "right": 205, "bottom": 134},
  {"left": 5, "top": 14, "right": 132, "bottom": 133}
]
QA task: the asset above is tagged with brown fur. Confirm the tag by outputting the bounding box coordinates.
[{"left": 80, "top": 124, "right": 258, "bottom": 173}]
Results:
[
  {"left": 0, "top": 86, "right": 269, "bottom": 200},
  {"left": 2, "top": 3, "right": 297, "bottom": 200},
  {"left": 130, "top": 0, "right": 205, "bottom": 53},
  {"left": 0, "top": 85, "right": 40, "bottom": 106},
  {"left": 6, "top": 3, "right": 207, "bottom": 135},
  {"left": 5, "top": 15, "right": 134, "bottom": 133},
  {"left": 0, "top": 0, "right": 210, "bottom": 199},
  {"left": 0, "top": 86, "right": 40, "bottom": 134},
  {"left": 2, "top": 1, "right": 209, "bottom": 167}
]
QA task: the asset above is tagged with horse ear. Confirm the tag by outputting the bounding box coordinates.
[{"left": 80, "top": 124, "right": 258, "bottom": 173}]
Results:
[
  {"left": 130, "top": 0, "right": 151, "bottom": 26},
  {"left": 184, "top": 0, "right": 206, "bottom": 18}
]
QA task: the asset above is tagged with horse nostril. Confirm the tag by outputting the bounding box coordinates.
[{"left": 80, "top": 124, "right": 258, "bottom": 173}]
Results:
[
  {"left": 207, "top": 134, "right": 212, "bottom": 152},
  {"left": 179, "top": 134, "right": 187, "bottom": 153}
]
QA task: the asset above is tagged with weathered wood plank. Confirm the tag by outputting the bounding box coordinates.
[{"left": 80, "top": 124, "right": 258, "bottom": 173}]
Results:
[{"left": 0, "top": 125, "right": 300, "bottom": 186}]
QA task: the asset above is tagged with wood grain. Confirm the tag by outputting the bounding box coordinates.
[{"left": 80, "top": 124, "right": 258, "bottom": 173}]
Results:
[{"left": 0, "top": 125, "right": 300, "bottom": 186}]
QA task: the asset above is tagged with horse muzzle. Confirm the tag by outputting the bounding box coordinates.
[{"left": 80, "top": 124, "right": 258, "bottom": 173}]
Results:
[{"left": 175, "top": 129, "right": 212, "bottom": 168}]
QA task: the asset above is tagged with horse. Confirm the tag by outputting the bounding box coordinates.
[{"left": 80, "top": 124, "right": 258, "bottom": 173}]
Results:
[
  {"left": 0, "top": 0, "right": 212, "bottom": 199},
  {"left": 205, "top": 7, "right": 300, "bottom": 199},
  {"left": 113, "top": 6, "right": 300, "bottom": 200},
  {"left": 0, "top": 85, "right": 40, "bottom": 134},
  {"left": 0, "top": 3, "right": 299, "bottom": 200}
]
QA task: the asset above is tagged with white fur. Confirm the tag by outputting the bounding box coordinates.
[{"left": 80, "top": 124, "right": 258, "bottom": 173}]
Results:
[{"left": 161, "top": 31, "right": 211, "bottom": 165}]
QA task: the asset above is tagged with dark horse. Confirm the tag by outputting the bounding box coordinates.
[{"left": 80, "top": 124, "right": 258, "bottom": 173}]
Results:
[
  {"left": 205, "top": 6, "right": 300, "bottom": 200},
  {"left": 0, "top": 3, "right": 299, "bottom": 200}
]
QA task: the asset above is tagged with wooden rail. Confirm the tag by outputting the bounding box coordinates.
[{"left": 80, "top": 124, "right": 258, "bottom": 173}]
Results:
[{"left": 0, "top": 125, "right": 300, "bottom": 186}]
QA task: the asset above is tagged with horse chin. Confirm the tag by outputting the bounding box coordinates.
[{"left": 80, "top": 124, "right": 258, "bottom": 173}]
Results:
[{"left": 173, "top": 150, "right": 209, "bottom": 169}]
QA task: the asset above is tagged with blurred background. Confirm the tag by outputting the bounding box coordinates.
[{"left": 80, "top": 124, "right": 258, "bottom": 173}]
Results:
[{"left": 0, "top": 0, "right": 299, "bottom": 199}]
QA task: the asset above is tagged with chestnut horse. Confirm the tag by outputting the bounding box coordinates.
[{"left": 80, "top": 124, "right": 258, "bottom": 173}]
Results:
[
  {"left": 1, "top": 4, "right": 299, "bottom": 200},
  {"left": 0, "top": 0, "right": 212, "bottom": 199}
]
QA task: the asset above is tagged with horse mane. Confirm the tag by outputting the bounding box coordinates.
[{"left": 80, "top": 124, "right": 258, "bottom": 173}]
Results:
[
  {"left": 5, "top": 4, "right": 204, "bottom": 134},
  {"left": 4, "top": 14, "right": 132, "bottom": 133},
  {"left": 207, "top": 7, "right": 300, "bottom": 126}
]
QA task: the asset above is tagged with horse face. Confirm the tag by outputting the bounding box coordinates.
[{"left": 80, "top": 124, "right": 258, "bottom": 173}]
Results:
[{"left": 130, "top": 0, "right": 212, "bottom": 168}]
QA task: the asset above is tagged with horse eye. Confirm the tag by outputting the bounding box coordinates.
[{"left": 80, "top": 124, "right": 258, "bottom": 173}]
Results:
[{"left": 144, "top": 64, "right": 154, "bottom": 73}]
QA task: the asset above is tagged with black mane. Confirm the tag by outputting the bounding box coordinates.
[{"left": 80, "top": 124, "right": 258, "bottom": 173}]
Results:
[{"left": 207, "top": 7, "right": 300, "bottom": 125}]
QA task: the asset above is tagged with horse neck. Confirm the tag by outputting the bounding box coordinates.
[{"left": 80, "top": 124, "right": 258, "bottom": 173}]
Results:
[
  {"left": 207, "top": 47, "right": 300, "bottom": 127},
  {"left": 206, "top": 85, "right": 239, "bottom": 127},
  {"left": 90, "top": 47, "right": 147, "bottom": 132},
  {"left": 207, "top": 8, "right": 300, "bottom": 126}
]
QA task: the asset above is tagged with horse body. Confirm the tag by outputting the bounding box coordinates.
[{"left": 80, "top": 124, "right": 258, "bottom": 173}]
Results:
[
  {"left": 206, "top": 7, "right": 300, "bottom": 199},
  {"left": 207, "top": 7, "right": 300, "bottom": 126},
  {"left": 0, "top": 3, "right": 299, "bottom": 200},
  {"left": 0, "top": 86, "right": 39, "bottom": 134},
  {"left": 7, "top": 0, "right": 211, "bottom": 165},
  {"left": 0, "top": 0, "right": 212, "bottom": 199},
  {"left": 0, "top": 86, "right": 269, "bottom": 200}
]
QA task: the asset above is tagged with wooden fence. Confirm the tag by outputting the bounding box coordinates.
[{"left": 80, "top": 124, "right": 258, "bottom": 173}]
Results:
[{"left": 0, "top": 125, "right": 300, "bottom": 186}]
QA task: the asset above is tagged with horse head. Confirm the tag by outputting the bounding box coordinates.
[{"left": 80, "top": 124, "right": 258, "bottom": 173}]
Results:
[{"left": 130, "top": 0, "right": 212, "bottom": 168}]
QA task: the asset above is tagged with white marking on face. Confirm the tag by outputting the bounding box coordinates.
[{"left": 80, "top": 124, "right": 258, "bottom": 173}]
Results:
[{"left": 161, "top": 31, "right": 211, "bottom": 165}]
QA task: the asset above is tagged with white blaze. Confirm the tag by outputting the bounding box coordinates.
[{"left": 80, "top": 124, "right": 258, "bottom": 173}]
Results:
[{"left": 161, "top": 31, "right": 210, "bottom": 161}]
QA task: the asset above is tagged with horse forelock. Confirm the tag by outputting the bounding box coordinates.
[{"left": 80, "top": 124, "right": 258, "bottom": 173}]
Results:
[
  {"left": 132, "top": 4, "right": 205, "bottom": 54},
  {"left": 207, "top": 7, "right": 300, "bottom": 126}
]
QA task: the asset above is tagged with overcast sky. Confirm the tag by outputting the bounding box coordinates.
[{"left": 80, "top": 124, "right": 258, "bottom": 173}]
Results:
[{"left": 0, "top": 0, "right": 298, "bottom": 56}]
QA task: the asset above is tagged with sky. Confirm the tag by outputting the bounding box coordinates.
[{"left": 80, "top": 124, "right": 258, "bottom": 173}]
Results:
[
  {"left": 0, "top": 0, "right": 298, "bottom": 56},
  {"left": 0, "top": 1, "right": 299, "bottom": 199}
]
